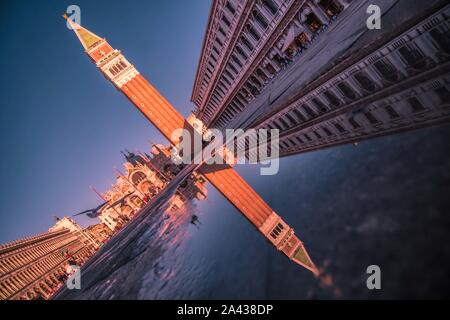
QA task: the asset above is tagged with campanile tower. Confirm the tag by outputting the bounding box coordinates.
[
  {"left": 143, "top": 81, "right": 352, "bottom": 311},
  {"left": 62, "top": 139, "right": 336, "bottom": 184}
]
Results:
[{"left": 64, "top": 15, "right": 319, "bottom": 275}]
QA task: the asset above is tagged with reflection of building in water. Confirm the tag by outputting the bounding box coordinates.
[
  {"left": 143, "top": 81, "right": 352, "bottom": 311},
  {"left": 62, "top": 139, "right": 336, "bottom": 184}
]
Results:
[
  {"left": 192, "top": 0, "right": 450, "bottom": 159},
  {"left": 98, "top": 145, "right": 208, "bottom": 232},
  {"left": 192, "top": 0, "right": 353, "bottom": 124},
  {"left": 0, "top": 143, "right": 208, "bottom": 300},
  {"left": 0, "top": 142, "right": 208, "bottom": 300},
  {"left": 0, "top": 217, "right": 100, "bottom": 300}
]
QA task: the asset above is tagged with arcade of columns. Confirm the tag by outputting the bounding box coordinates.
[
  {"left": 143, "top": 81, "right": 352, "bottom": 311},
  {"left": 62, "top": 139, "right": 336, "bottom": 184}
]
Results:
[
  {"left": 251, "top": 2, "right": 450, "bottom": 159},
  {"left": 0, "top": 219, "right": 99, "bottom": 300},
  {"left": 191, "top": 0, "right": 449, "bottom": 160}
]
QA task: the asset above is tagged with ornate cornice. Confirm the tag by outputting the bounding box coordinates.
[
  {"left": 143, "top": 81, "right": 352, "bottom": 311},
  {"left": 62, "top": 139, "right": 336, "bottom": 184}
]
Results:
[
  {"left": 191, "top": 0, "right": 226, "bottom": 103},
  {"left": 208, "top": 0, "right": 306, "bottom": 126},
  {"left": 194, "top": 0, "right": 256, "bottom": 112}
]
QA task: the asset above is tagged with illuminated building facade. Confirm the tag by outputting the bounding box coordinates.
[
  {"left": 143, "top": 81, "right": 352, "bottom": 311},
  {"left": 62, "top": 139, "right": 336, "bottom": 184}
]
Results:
[
  {"left": 192, "top": 0, "right": 450, "bottom": 159},
  {"left": 0, "top": 217, "right": 99, "bottom": 300}
]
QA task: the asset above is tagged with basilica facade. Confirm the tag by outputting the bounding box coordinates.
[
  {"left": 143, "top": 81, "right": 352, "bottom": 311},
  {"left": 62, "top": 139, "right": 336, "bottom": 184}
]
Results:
[
  {"left": 0, "top": 217, "right": 102, "bottom": 300},
  {"left": 98, "top": 145, "right": 208, "bottom": 232}
]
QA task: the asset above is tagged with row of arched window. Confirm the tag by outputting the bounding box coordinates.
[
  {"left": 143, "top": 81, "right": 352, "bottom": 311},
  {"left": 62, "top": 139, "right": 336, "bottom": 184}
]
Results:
[
  {"left": 0, "top": 251, "right": 69, "bottom": 298},
  {"left": 0, "top": 235, "right": 73, "bottom": 274},
  {"left": 200, "top": 0, "right": 280, "bottom": 121},
  {"left": 212, "top": 1, "right": 348, "bottom": 128},
  {"left": 261, "top": 53, "right": 411, "bottom": 133},
  {"left": 108, "top": 60, "right": 128, "bottom": 77},
  {"left": 276, "top": 85, "right": 449, "bottom": 153}
]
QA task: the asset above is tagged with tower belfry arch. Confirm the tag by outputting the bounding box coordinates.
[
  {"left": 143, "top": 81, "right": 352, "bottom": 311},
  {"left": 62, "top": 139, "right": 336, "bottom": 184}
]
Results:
[{"left": 63, "top": 15, "right": 319, "bottom": 275}]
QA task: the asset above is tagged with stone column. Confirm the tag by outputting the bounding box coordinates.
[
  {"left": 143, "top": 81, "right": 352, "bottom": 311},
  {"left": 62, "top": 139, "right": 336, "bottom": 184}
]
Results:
[
  {"left": 308, "top": 1, "right": 330, "bottom": 25},
  {"left": 250, "top": 74, "right": 264, "bottom": 88},
  {"left": 335, "top": 0, "right": 350, "bottom": 9},
  {"left": 413, "top": 35, "right": 440, "bottom": 64},
  {"left": 36, "top": 264, "right": 46, "bottom": 274},
  {"left": 275, "top": 119, "right": 287, "bottom": 130},
  {"left": 313, "top": 95, "right": 329, "bottom": 112},
  {"left": 258, "top": 66, "right": 271, "bottom": 80},
  {"left": 234, "top": 100, "right": 243, "bottom": 112},
  {"left": 0, "top": 287, "right": 8, "bottom": 299},
  {"left": 256, "top": 3, "right": 274, "bottom": 23},
  {"left": 6, "top": 259, "right": 15, "bottom": 271},
  {"left": 20, "top": 254, "right": 28, "bottom": 264},
  {"left": 14, "top": 256, "right": 23, "bottom": 268},
  {"left": 225, "top": 110, "right": 234, "bottom": 121},
  {"left": 0, "top": 261, "right": 7, "bottom": 273},
  {"left": 23, "top": 270, "right": 33, "bottom": 281},
  {"left": 387, "top": 50, "right": 408, "bottom": 76},
  {"left": 251, "top": 12, "right": 266, "bottom": 35},
  {"left": 6, "top": 279, "right": 19, "bottom": 292},
  {"left": 217, "top": 119, "right": 226, "bottom": 128},
  {"left": 294, "top": 20, "right": 313, "bottom": 40},
  {"left": 239, "top": 37, "right": 252, "bottom": 57},
  {"left": 8, "top": 277, "right": 22, "bottom": 291},
  {"left": 264, "top": 57, "right": 280, "bottom": 73},
  {"left": 23, "top": 253, "right": 32, "bottom": 263},
  {"left": 235, "top": 50, "right": 247, "bottom": 67},
  {"left": 14, "top": 275, "right": 26, "bottom": 288},
  {"left": 223, "top": 73, "right": 235, "bottom": 87},
  {"left": 216, "top": 31, "right": 227, "bottom": 48},
  {"left": 1, "top": 282, "right": 14, "bottom": 296},
  {"left": 222, "top": 10, "right": 234, "bottom": 27},
  {"left": 229, "top": 60, "right": 242, "bottom": 75},
  {"left": 419, "top": 89, "right": 441, "bottom": 111},
  {"left": 31, "top": 268, "right": 40, "bottom": 277},
  {"left": 345, "top": 77, "right": 364, "bottom": 96},
  {"left": 365, "top": 64, "right": 385, "bottom": 87},
  {"left": 39, "top": 283, "right": 50, "bottom": 296},
  {"left": 243, "top": 27, "right": 261, "bottom": 50},
  {"left": 50, "top": 274, "right": 59, "bottom": 286},
  {"left": 273, "top": 46, "right": 284, "bottom": 57},
  {"left": 241, "top": 87, "right": 252, "bottom": 101},
  {"left": 329, "top": 86, "right": 346, "bottom": 104},
  {"left": 236, "top": 95, "right": 248, "bottom": 110},
  {"left": 42, "top": 260, "right": 50, "bottom": 270},
  {"left": 18, "top": 254, "right": 27, "bottom": 264}
]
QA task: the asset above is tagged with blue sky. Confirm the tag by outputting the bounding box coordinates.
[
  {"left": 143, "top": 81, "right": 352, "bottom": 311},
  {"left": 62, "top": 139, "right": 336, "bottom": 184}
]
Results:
[{"left": 0, "top": 0, "right": 211, "bottom": 242}]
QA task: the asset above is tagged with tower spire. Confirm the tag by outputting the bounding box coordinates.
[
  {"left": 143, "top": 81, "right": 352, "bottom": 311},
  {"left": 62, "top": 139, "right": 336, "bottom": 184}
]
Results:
[{"left": 63, "top": 14, "right": 103, "bottom": 51}]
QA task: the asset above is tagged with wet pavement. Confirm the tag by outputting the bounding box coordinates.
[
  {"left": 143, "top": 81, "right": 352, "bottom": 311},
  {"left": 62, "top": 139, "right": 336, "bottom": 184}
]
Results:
[{"left": 55, "top": 124, "right": 450, "bottom": 299}]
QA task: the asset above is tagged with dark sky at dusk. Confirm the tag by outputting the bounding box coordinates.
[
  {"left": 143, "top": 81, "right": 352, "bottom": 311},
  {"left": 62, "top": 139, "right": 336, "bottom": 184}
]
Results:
[{"left": 0, "top": 0, "right": 211, "bottom": 242}]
